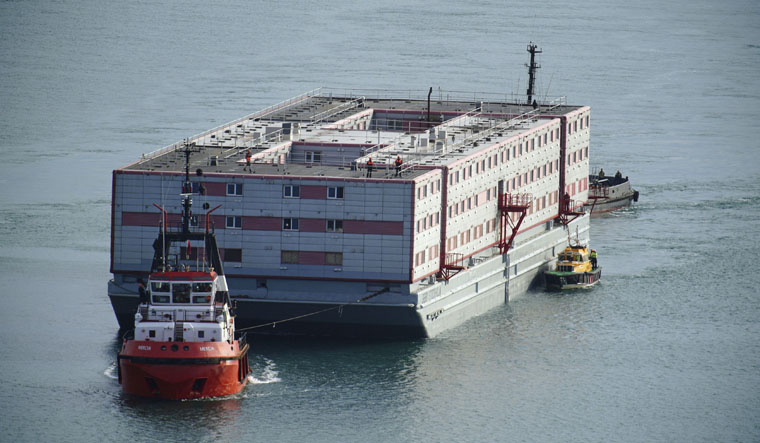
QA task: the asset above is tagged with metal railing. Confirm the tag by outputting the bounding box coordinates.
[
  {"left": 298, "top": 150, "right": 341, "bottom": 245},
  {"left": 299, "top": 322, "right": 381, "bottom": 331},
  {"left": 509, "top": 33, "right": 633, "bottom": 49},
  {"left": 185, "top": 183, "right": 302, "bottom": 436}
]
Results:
[
  {"left": 137, "top": 88, "right": 322, "bottom": 164},
  {"left": 138, "top": 306, "right": 225, "bottom": 322},
  {"left": 431, "top": 96, "right": 565, "bottom": 157},
  {"left": 307, "top": 96, "right": 365, "bottom": 126}
]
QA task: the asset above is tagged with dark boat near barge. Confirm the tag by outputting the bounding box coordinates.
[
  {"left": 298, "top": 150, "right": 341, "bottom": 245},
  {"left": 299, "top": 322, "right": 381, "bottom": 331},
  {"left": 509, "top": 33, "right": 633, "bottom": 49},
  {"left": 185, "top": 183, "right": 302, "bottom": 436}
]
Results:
[{"left": 584, "top": 170, "right": 639, "bottom": 215}]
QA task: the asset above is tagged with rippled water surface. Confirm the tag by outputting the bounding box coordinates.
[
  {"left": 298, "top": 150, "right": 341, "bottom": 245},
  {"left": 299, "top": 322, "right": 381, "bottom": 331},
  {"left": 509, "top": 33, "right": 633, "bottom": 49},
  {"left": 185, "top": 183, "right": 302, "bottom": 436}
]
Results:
[{"left": 1, "top": 0, "right": 759, "bottom": 441}]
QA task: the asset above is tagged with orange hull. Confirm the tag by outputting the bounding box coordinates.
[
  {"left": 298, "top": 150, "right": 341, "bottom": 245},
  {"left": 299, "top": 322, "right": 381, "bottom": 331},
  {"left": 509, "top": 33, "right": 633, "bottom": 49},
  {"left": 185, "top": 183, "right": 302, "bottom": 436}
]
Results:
[{"left": 118, "top": 340, "right": 250, "bottom": 399}]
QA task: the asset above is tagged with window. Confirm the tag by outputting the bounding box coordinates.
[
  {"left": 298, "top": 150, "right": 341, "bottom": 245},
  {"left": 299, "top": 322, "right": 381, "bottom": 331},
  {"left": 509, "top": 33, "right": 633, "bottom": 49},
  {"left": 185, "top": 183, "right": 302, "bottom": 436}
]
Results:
[
  {"left": 172, "top": 283, "right": 191, "bottom": 303},
  {"left": 327, "top": 186, "right": 344, "bottom": 199},
  {"left": 223, "top": 248, "right": 242, "bottom": 262},
  {"left": 283, "top": 185, "right": 300, "bottom": 198},
  {"left": 325, "top": 252, "right": 342, "bottom": 266},
  {"left": 326, "top": 219, "right": 343, "bottom": 232},
  {"left": 281, "top": 250, "right": 299, "bottom": 264},
  {"left": 226, "top": 183, "right": 243, "bottom": 196},
  {"left": 152, "top": 294, "right": 170, "bottom": 303},
  {"left": 283, "top": 218, "right": 299, "bottom": 231},
  {"left": 151, "top": 282, "right": 170, "bottom": 293},
  {"left": 192, "top": 295, "right": 211, "bottom": 304},
  {"left": 226, "top": 216, "right": 242, "bottom": 229},
  {"left": 192, "top": 282, "right": 212, "bottom": 293},
  {"left": 305, "top": 151, "right": 322, "bottom": 163}
]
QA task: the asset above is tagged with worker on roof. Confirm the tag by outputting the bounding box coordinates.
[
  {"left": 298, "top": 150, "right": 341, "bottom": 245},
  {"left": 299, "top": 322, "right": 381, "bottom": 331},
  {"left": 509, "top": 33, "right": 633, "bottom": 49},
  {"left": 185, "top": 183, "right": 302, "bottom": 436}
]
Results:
[
  {"left": 244, "top": 149, "right": 252, "bottom": 172},
  {"left": 394, "top": 155, "right": 403, "bottom": 177},
  {"left": 366, "top": 157, "right": 374, "bottom": 178},
  {"left": 598, "top": 168, "right": 605, "bottom": 178}
]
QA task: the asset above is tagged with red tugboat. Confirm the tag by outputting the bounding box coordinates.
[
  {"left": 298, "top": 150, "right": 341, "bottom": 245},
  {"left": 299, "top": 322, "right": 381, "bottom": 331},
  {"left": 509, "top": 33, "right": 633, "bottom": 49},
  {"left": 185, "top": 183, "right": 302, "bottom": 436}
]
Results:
[{"left": 118, "top": 143, "right": 250, "bottom": 399}]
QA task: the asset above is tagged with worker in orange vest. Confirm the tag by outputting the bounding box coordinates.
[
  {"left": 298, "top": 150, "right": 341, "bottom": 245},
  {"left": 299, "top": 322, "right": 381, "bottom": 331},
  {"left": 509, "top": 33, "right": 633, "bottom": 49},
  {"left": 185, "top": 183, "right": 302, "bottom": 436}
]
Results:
[
  {"left": 366, "top": 157, "right": 374, "bottom": 178},
  {"left": 244, "top": 150, "right": 252, "bottom": 172},
  {"left": 394, "top": 155, "right": 403, "bottom": 176}
]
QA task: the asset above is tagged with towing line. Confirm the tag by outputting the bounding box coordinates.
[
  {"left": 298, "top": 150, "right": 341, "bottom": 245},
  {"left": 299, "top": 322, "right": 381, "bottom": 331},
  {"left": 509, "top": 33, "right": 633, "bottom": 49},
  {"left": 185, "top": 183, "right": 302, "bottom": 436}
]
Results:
[{"left": 234, "top": 288, "right": 390, "bottom": 332}]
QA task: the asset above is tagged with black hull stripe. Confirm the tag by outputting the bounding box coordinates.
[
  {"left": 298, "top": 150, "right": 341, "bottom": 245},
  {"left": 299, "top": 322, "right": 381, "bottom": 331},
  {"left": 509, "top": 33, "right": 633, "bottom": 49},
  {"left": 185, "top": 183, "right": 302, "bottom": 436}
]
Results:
[{"left": 119, "top": 355, "right": 244, "bottom": 365}]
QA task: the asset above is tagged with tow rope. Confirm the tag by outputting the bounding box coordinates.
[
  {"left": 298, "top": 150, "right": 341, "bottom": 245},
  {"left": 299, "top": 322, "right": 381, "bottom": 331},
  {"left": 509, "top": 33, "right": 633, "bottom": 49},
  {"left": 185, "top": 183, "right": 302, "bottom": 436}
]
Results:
[{"left": 234, "top": 287, "right": 390, "bottom": 332}]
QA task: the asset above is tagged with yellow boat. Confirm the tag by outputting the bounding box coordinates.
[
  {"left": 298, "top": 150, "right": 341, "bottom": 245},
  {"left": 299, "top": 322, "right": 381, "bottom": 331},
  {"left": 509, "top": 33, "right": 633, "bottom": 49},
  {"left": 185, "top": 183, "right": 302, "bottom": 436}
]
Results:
[{"left": 544, "top": 244, "right": 601, "bottom": 290}]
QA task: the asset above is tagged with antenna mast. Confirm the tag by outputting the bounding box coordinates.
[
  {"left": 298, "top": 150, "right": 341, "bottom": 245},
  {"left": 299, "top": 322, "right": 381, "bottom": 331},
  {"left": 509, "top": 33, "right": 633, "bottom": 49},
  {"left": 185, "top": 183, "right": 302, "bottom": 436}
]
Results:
[
  {"left": 526, "top": 42, "right": 542, "bottom": 105},
  {"left": 180, "top": 140, "right": 200, "bottom": 235}
]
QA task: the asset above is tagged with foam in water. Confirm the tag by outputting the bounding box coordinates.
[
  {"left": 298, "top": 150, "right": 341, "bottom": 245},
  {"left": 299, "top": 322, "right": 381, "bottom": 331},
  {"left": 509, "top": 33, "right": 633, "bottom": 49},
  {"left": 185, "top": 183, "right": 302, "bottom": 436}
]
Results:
[
  {"left": 248, "top": 357, "right": 281, "bottom": 385},
  {"left": 103, "top": 362, "right": 118, "bottom": 380}
]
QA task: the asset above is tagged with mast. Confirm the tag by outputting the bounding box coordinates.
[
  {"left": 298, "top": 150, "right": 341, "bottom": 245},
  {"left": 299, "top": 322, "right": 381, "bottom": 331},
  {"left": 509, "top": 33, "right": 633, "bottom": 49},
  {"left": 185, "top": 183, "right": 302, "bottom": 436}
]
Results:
[
  {"left": 180, "top": 140, "right": 199, "bottom": 235},
  {"left": 526, "top": 42, "right": 542, "bottom": 105}
]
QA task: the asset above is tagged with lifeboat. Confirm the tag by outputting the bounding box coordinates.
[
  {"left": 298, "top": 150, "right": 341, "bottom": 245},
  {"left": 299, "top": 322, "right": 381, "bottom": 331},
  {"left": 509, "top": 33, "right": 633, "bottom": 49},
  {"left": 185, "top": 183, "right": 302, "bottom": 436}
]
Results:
[{"left": 544, "top": 244, "right": 601, "bottom": 290}]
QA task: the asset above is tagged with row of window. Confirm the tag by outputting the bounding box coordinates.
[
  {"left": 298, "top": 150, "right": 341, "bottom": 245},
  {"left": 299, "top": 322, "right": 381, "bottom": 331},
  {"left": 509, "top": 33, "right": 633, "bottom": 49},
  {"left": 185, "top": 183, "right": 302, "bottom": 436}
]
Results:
[
  {"left": 416, "top": 212, "right": 441, "bottom": 233},
  {"left": 446, "top": 216, "right": 500, "bottom": 252},
  {"left": 283, "top": 185, "right": 344, "bottom": 199},
  {"left": 447, "top": 128, "right": 559, "bottom": 187},
  {"left": 567, "top": 115, "right": 590, "bottom": 135},
  {"left": 417, "top": 180, "right": 442, "bottom": 200},
  {"left": 281, "top": 251, "right": 343, "bottom": 266},
  {"left": 224, "top": 216, "right": 344, "bottom": 232},
  {"left": 567, "top": 146, "right": 589, "bottom": 166},
  {"left": 565, "top": 177, "right": 589, "bottom": 196},
  {"left": 504, "top": 160, "right": 559, "bottom": 193},
  {"left": 189, "top": 183, "right": 346, "bottom": 199}
]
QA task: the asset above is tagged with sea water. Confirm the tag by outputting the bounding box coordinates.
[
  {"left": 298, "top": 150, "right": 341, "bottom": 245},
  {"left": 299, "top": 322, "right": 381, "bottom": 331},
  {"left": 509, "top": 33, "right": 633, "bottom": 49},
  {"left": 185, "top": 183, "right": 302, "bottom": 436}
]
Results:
[{"left": 1, "top": 0, "right": 759, "bottom": 441}]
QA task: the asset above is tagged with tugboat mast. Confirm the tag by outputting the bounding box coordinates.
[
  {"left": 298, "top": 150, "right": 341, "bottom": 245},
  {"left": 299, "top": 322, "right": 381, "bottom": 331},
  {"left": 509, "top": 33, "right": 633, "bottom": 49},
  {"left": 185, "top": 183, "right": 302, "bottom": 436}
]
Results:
[
  {"left": 180, "top": 140, "right": 200, "bottom": 235},
  {"left": 526, "top": 42, "right": 542, "bottom": 105}
]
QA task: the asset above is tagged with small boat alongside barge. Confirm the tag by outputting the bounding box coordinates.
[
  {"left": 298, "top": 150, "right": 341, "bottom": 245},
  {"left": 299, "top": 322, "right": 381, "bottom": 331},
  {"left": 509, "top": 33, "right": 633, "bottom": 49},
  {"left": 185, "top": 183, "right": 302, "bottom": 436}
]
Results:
[
  {"left": 584, "top": 170, "right": 639, "bottom": 215},
  {"left": 544, "top": 243, "right": 601, "bottom": 290}
]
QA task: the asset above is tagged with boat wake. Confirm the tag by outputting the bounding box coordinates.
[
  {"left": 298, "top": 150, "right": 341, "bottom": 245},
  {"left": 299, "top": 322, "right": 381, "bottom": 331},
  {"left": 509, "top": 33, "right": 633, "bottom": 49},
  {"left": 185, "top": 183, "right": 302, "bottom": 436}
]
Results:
[
  {"left": 104, "top": 362, "right": 119, "bottom": 380},
  {"left": 248, "top": 357, "right": 281, "bottom": 385}
]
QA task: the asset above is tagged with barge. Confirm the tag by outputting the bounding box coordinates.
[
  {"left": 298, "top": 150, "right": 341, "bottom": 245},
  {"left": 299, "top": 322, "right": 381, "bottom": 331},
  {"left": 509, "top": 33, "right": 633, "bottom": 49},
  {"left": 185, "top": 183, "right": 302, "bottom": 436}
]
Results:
[{"left": 109, "top": 47, "right": 593, "bottom": 338}]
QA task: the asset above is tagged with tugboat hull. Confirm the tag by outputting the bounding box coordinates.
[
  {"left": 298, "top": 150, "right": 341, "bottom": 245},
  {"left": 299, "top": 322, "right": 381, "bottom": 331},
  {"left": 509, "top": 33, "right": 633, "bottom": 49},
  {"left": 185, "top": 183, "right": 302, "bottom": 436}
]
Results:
[
  {"left": 118, "top": 340, "right": 250, "bottom": 399},
  {"left": 545, "top": 267, "right": 602, "bottom": 290}
]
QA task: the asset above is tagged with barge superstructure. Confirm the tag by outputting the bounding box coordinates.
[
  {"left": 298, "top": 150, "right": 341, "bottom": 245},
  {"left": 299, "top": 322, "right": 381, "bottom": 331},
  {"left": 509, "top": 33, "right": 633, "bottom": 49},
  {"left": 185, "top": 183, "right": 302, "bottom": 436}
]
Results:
[{"left": 109, "top": 77, "right": 592, "bottom": 338}]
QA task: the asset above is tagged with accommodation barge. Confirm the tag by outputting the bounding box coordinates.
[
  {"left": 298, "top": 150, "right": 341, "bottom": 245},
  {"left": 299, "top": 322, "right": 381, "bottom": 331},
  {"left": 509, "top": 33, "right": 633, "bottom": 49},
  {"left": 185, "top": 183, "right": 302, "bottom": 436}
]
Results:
[{"left": 109, "top": 86, "right": 592, "bottom": 338}]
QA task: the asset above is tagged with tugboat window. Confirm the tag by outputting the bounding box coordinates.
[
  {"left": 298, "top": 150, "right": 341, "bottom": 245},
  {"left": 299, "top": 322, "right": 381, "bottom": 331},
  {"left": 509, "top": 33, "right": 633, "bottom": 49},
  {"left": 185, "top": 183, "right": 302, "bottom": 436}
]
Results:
[
  {"left": 172, "top": 283, "right": 191, "bottom": 303},
  {"left": 192, "top": 282, "right": 212, "bottom": 292},
  {"left": 151, "top": 282, "right": 170, "bottom": 292},
  {"left": 152, "top": 294, "right": 170, "bottom": 303}
]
